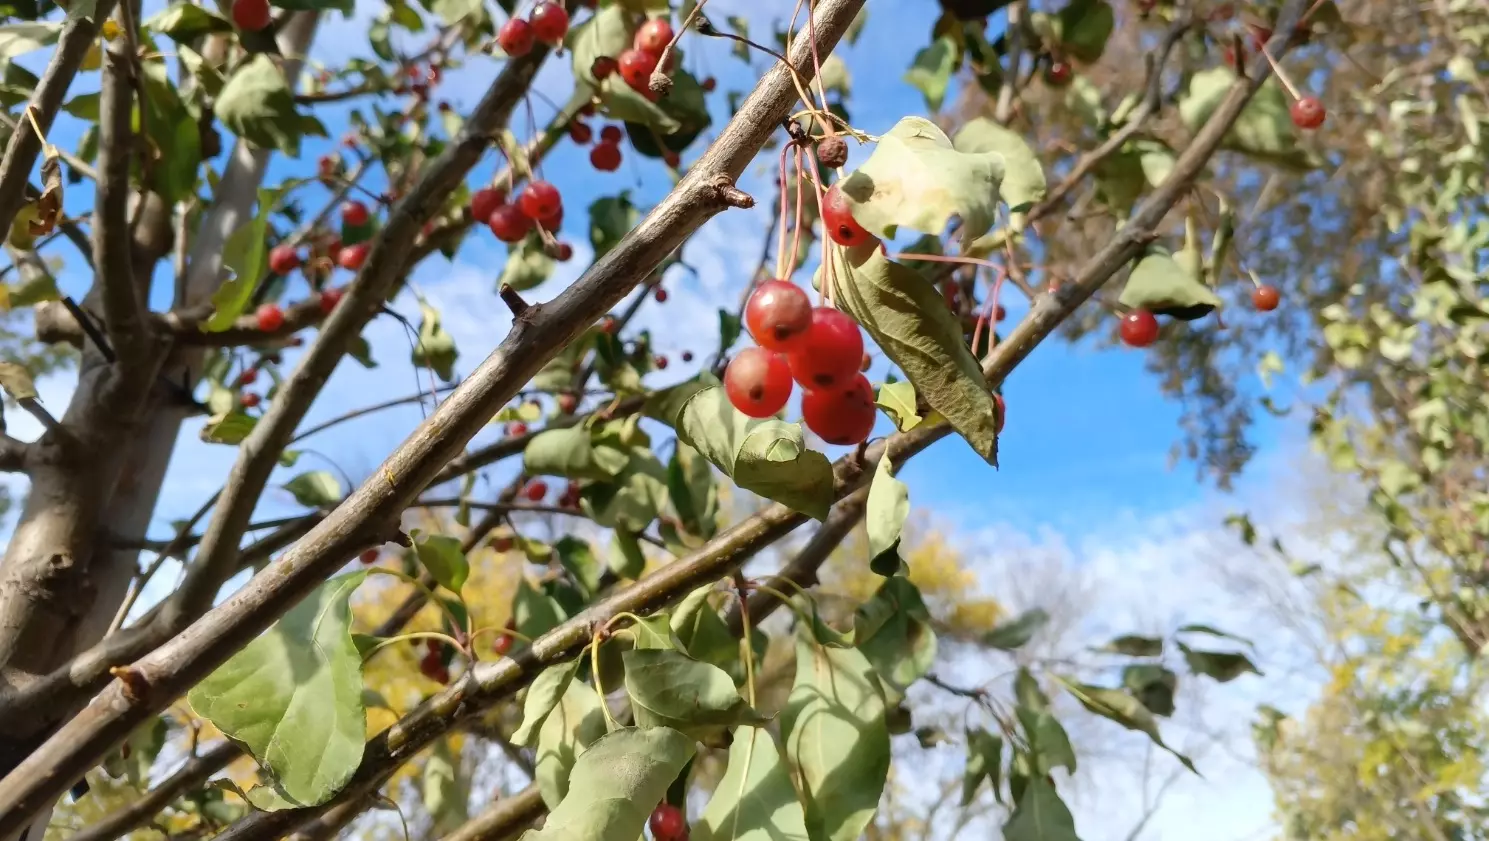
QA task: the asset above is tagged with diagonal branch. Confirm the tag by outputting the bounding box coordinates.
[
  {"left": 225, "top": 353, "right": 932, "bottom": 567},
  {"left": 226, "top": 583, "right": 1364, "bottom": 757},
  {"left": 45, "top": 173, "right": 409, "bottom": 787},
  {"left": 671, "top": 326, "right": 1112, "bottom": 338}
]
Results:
[
  {"left": 93, "top": 39, "right": 150, "bottom": 368},
  {"left": 66, "top": 741, "right": 240, "bottom": 841}
]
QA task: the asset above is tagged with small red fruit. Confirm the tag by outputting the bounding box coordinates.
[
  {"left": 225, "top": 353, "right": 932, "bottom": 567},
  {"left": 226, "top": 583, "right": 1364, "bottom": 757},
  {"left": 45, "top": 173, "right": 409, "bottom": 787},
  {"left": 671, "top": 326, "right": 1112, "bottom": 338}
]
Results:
[
  {"left": 1044, "top": 60, "right": 1073, "bottom": 87},
  {"left": 860, "top": 353, "right": 871, "bottom": 372},
  {"left": 493, "top": 633, "right": 514, "bottom": 655},
  {"left": 491, "top": 535, "right": 515, "bottom": 552},
  {"left": 506, "top": 421, "right": 529, "bottom": 436},
  {"left": 359, "top": 548, "right": 379, "bottom": 564},
  {"left": 319, "top": 286, "right": 344, "bottom": 314},
  {"left": 471, "top": 187, "right": 505, "bottom": 222},
  {"left": 240, "top": 392, "right": 261, "bottom": 409},
  {"left": 518, "top": 181, "right": 563, "bottom": 221},
  {"left": 529, "top": 2, "right": 570, "bottom": 44},
  {"left": 341, "top": 200, "right": 370, "bottom": 227},
  {"left": 268, "top": 244, "right": 300, "bottom": 275},
  {"left": 1119, "top": 309, "right": 1160, "bottom": 347},
  {"left": 701, "top": 76, "right": 717, "bottom": 92},
  {"left": 724, "top": 347, "right": 793, "bottom": 418},
  {"left": 488, "top": 204, "right": 532, "bottom": 242},
  {"left": 256, "top": 303, "right": 285, "bottom": 332},
  {"left": 524, "top": 479, "right": 548, "bottom": 501},
  {"left": 745, "top": 280, "right": 813, "bottom": 352},
  {"left": 1289, "top": 96, "right": 1325, "bottom": 130},
  {"left": 337, "top": 242, "right": 369, "bottom": 271},
  {"left": 787, "top": 307, "right": 864, "bottom": 390},
  {"left": 634, "top": 18, "right": 674, "bottom": 55},
  {"left": 600, "top": 125, "right": 623, "bottom": 144},
  {"left": 590, "top": 142, "right": 622, "bottom": 172},
  {"left": 600, "top": 315, "right": 618, "bottom": 334},
  {"left": 681, "top": 350, "right": 693, "bottom": 362},
  {"left": 240, "top": 367, "right": 259, "bottom": 385},
  {"left": 231, "top": 0, "right": 271, "bottom": 31},
  {"left": 557, "top": 392, "right": 579, "bottom": 414},
  {"left": 1252, "top": 284, "right": 1280, "bottom": 312},
  {"left": 569, "top": 120, "right": 593, "bottom": 144},
  {"left": 498, "top": 18, "right": 535, "bottom": 56},
  {"left": 801, "top": 374, "right": 876, "bottom": 445},
  {"left": 618, "top": 49, "right": 658, "bottom": 93},
  {"left": 995, "top": 304, "right": 1007, "bottom": 322},
  {"left": 822, "top": 184, "right": 875, "bottom": 246},
  {"left": 592, "top": 56, "right": 619, "bottom": 80},
  {"left": 649, "top": 803, "right": 686, "bottom": 841},
  {"left": 555, "top": 242, "right": 574, "bottom": 261},
  {"left": 654, "top": 355, "right": 668, "bottom": 369},
  {"left": 662, "top": 150, "right": 680, "bottom": 168},
  {"left": 654, "top": 287, "right": 668, "bottom": 303},
  {"left": 420, "top": 652, "right": 449, "bottom": 684}
]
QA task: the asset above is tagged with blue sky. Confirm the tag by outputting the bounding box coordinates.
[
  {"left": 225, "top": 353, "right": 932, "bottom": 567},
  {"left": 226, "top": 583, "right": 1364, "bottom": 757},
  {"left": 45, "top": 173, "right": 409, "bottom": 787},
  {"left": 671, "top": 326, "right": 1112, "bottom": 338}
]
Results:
[{"left": 9, "top": 1, "right": 1324, "bottom": 838}]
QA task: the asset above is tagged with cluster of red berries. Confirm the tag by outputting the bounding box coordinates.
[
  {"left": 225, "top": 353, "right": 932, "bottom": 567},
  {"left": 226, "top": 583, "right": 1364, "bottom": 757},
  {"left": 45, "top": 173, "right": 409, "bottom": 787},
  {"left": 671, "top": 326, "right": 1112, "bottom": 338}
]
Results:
[
  {"left": 1119, "top": 284, "right": 1281, "bottom": 349},
  {"left": 230, "top": 0, "right": 270, "bottom": 30},
  {"left": 725, "top": 280, "right": 876, "bottom": 445},
  {"left": 585, "top": 18, "right": 675, "bottom": 101},
  {"left": 496, "top": 2, "right": 570, "bottom": 57},
  {"left": 418, "top": 639, "right": 450, "bottom": 684},
  {"left": 472, "top": 180, "right": 567, "bottom": 246},
  {"left": 649, "top": 803, "right": 687, "bottom": 841},
  {"left": 266, "top": 199, "right": 376, "bottom": 281},
  {"left": 573, "top": 122, "right": 626, "bottom": 171}
]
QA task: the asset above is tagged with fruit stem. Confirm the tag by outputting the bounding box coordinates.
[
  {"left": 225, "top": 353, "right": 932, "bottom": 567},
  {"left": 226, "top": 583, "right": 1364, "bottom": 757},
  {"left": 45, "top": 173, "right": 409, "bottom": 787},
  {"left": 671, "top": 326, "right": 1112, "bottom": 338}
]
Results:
[
  {"left": 788, "top": 0, "right": 833, "bottom": 134},
  {"left": 362, "top": 631, "right": 464, "bottom": 660},
  {"left": 590, "top": 631, "right": 620, "bottom": 730},
  {"left": 694, "top": 18, "right": 832, "bottom": 131},
  {"left": 1258, "top": 44, "right": 1303, "bottom": 100},
  {"left": 735, "top": 576, "right": 758, "bottom": 707},
  {"left": 365, "top": 567, "right": 472, "bottom": 654},
  {"left": 654, "top": 0, "right": 711, "bottom": 88},
  {"left": 784, "top": 146, "right": 807, "bottom": 279},
  {"left": 774, "top": 145, "right": 791, "bottom": 280}
]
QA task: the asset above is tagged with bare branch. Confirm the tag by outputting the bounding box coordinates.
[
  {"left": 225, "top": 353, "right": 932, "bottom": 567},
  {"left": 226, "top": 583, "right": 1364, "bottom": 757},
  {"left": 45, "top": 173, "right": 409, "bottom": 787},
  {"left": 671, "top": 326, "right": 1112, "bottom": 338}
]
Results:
[
  {"left": 93, "top": 39, "right": 150, "bottom": 367},
  {"left": 439, "top": 785, "right": 545, "bottom": 841},
  {"left": 0, "top": 436, "right": 28, "bottom": 474},
  {"left": 67, "top": 741, "right": 239, "bottom": 841}
]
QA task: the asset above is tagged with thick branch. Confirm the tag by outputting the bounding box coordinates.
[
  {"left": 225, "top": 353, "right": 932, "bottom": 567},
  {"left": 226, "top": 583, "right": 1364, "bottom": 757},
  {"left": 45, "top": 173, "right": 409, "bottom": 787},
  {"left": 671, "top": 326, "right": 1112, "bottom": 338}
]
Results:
[
  {"left": 93, "top": 42, "right": 149, "bottom": 367},
  {"left": 66, "top": 741, "right": 239, "bottom": 841},
  {"left": 0, "top": 437, "right": 27, "bottom": 474},
  {"left": 0, "top": 1, "right": 117, "bottom": 240},
  {"left": 438, "top": 785, "right": 545, "bottom": 841}
]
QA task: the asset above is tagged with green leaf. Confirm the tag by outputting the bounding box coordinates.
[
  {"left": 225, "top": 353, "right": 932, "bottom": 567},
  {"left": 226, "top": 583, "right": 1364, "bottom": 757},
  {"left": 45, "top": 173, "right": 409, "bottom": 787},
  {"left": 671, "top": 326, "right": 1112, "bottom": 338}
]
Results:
[
  {"left": 0, "top": 23, "right": 60, "bottom": 59},
  {"left": 1016, "top": 705, "right": 1076, "bottom": 775},
  {"left": 1179, "top": 643, "right": 1262, "bottom": 683},
  {"left": 692, "top": 727, "right": 809, "bottom": 841},
  {"left": 144, "top": 4, "right": 232, "bottom": 41},
  {"left": 524, "top": 727, "right": 696, "bottom": 840},
  {"left": 500, "top": 233, "right": 555, "bottom": 292},
  {"left": 138, "top": 63, "right": 203, "bottom": 204},
  {"left": 610, "top": 530, "right": 647, "bottom": 579},
  {"left": 1176, "top": 624, "right": 1254, "bottom": 646},
  {"left": 982, "top": 608, "right": 1049, "bottom": 650},
  {"left": 667, "top": 441, "right": 718, "bottom": 538},
  {"left": 836, "top": 116, "right": 1007, "bottom": 248},
  {"left": 960, "top": 727, "right": 1004, "bottom": 806},
  {"left": 514, "top": 578, "right": 565, "bottom": 641},
  {"left": 567, "top": 3, "right": 635, "bottom": 87},
  {"left": 588, "top": 193, "right": 639, "bottom": 260},
  {"left": 1179, "top": 67, "right": 1317, "bottom": 170},
  {"left": 781, "top": 635, "right": 890, "bottom": 841},
  {"left": 61, "top": 92, "right": 99, "bottom": 121},
  {"left": 1055, "top": 0, "right": 1114, "bottom": 63},
  {"left": 854, "top": 577, "right": 936, "bottom": 697},
  {"left": 1095, "top": 634, "right": 1164, "bottom": 657},
  {"left": 676, "top": 386, "right": 834, "bottom": 520},
  {"left": 411, "top": 530, "right": 469, "bottom": 593},
  {"left": 581, "top": 448, "right": 669, "bottom": 532},
  {"left": 533, "top": 676, "right": 608, "bottom": 811},
  {"left": 874, "top": 381, "right": 922, "bottom": 432},
  {"left": 1118, "top": 251, "right": 1222, "bottom": 321},
  {"left": 951, "top": 118, "right": 1047, "bottom": 216},
  {"left": 599, "top": 75, "right": 681, "bottom": 133},
  {"left": 514, "top": 660, "right": 580, "bottom": 747},
  {"left": 865, "top": 457, "right": 909, "bottom": 563},
  {"left": 413, "top": 301, "right": 458, "bottom": 381},
  {"left": 187, "top": 573, "right": 368, "bottom": 807},
  {"left": 282, "top": 470, "right": 341, "bottom": 508},
  {"left": 820, "top": 244, "right": 998, "bottom": 464},
  {"left": 3, "top": 270, "right": 59, "bottom": 308},
  {"left": 421, "top": 740, "right": 468, "bottom": 831},
  {"left": 1003, "top": 778, "right": 1081, "bottom": 841},
  {"left": 428, "top": 0, "right": 481, "bottom": 24},
  {"left": 0, "top": 361, "right": 36, "bottom": 401},
  {"left": 208, "top": 187, "right": 275, "bottom": 331},
  {"left": 216, "top": 54, "right": 322, "bottom": 156},
  {"left": 201, "top": 411, "right": 257, "bottom": 445},
  {"left": 1061, "top": 680, "right": 1196, "bottom": 773},
  {"left": 556, "top": 536, "right": 603, "bottom": 595},
  {"left": 904, "top": 36, "right": 958, "bottom": 113},
  {"left": 523, "top": 427, "right": 630, "bottom": 481},
  {"left": 717, "top": 308, "right": 743, "bottom": 356},
  {"left": 622, "top": 648, "right": 769, "bottom": 741},
  {"left": 1122, "top": 664, "right": 1177, "bottom": 717}
]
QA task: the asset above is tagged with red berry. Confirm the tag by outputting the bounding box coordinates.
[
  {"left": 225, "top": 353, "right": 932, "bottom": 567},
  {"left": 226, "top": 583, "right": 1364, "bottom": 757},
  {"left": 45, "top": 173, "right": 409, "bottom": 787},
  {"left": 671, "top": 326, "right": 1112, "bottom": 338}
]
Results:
[
  {"left": 724, "top": 347, "right": 792, "bottom": 418},
  {"left": 524, "top": 479, "right": 548, "bottom": 501},
  {"left": 507, "top": 421, "right": 529, "bottom": 436},
  {"left": 860, "top": 353, "right": 871, "bottom": 372},
  {"left": 558, "top": 392, "right": 579, "bottom": 414},
  {"left": 471, "top": 187, "right": 505, "bottom": 222},
  {"left": 1252, "top": 284, "right": 1280, "bottom": 311},
  {"left": 325, "top": 237, "right": 343, "bottom": 265},
  {"left": 359, "top": 548, "right": 379, "bottom": 564},
  {"left": 745, "top": 280, "right": 813, "bottom": 352},
  {"left": 649, "top": 804, "right": 686, "bottom": 841},
  {"left": 1119, "top": 309, "right": 1160, "bottom": 347},
  {"left": 240, "top": 367, "right": 259, "bottom": 385},
  {"left": 231, "top": 0, "right": 271, "bottom": 31},
  {"left": 822, "top": 184, "right": 875, "bottom": 246},
  {"left": 1044, "top": 61, "right": 1072, "bottom": 87},
  {"left": 491, "top": 535, "right": 515, "bottom": 552},
  {"left": 498, "top": 18, "right": 535, "bottom": 56},
  {"left": 569, "top": 120, "right": 593, "bottom": 144},
  {"left": 488, "top": 204, "right": 532, "bottom": 242},
  {"left": 579, "top": 101, "right": 596, "bottom": 116},
  {"left": 995, "top": 304, "right": 1007, "bottom": 322},
  {"left": 518, "top": 181, "right": 562, "bottom": 221},
  {"left": 420, "top": 653, "right": 449, "bottom": 684},
  {"left": 1289, "top": 96, "right": 1325, "bottom": 130},
  {"left": 654, "top": 355, "right": 668, "bottom": 369},
  {"left": 556, "top": 242, "right": 574, "bottom": 261},
  {"left": 618, "top": 49, "right": 658, "bottom": 93},
  {"left": 592, "top": 56, "right": 619, "bottom": 80},
  {"left": 701, "top": 76, "right": 717, "bottom": 92},
  {"left": 634, "top": 18, "right": 674, "bottom": 56},
  {"left": 319, "top": 286, "right": 344, "bottom": 314},
  {"left": 538, "top": 205, "right": 563, "bottom": 232},
  {"left": 600, "top": 125, "right": 623, "bottom": 144},
  {"left": 341, "top": 200, "right": 370, "bottom": 227},
  {"left": 662, "top": 150, "right": 680, "bottom": 168},
  {"left": 268, "top": 244, "right": 300, "bottom": 275},
  {"left": 654, "top": 287, "right": 668, "bottom": 303},
  {"left": 590, "top": 142, "right": 622, "bottom": 171},
  {"left": 681, "top": 350, "right": 693, "bottom": 362},
  {"left": 994, "top": 392, "right": 1006, "bottom": 434},
  {"left": 529, "top": 2, "right": 569, "bottom": 43},
  {"left": 256, "top": 303, "right": 285, "bottom": 332},
  {"left": 787, "top": 308, "right": 864, "bottom": 390},
  {"left": 337, "top": 242, "right": 369, "bottom": 271},
  {"left": 493, "top": 633, "right": 514, "bottom": 655},
  {"left": 600, "top": 316, "right": 618, "bottom": 334},
  {"left": 801, "top": 374, "right": 876, "bottom": 445},
  {"left": 240, "top": 391, "right": 261, "bottom": 409}
]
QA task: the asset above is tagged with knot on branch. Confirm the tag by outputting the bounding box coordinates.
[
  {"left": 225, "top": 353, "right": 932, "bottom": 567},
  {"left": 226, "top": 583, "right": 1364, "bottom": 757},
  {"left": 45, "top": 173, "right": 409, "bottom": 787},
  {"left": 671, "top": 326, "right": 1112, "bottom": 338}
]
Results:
[
  {"left": 707, "top": 175, "right": 754, "bottom": 210},
  {"left": 109, "top": 665, "right": 151, "bottom": 703},
  {"left": 499, "top": 284, "right": 531, "bottom": 318}
]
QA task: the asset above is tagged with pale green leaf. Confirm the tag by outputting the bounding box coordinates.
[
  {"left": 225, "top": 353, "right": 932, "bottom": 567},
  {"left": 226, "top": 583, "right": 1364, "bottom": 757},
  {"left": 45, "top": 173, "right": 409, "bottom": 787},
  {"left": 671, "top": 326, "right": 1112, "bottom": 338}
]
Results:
[
  {"left": 904, "top": 36, "right": 957, "bottom": 112},
  {"left": 217, "top": 55, "right": 322, "bottom": 156},
  {"left": 534, "top": 677, "right": 608, "bottom": 810},
  {"left": 1003, "top": 778, "right": 1081, "bottom": 841},
  {"left": 500, "top": 233, "right": 555, "bottom": 292},
  {"left": 692, "top": 727, "right": 809, "bottom": 841},
  {"left": 854, "top": 577, "right": 936, "bottom": 697},
  {"left": 523, "top": 426, "right": 630, "bottom": 481},
  {"left": 282, "top": 470, "right": 340, "bottom": 508},
  {"left": 412, "top": 530, "right": 469, "bottom": 593},
  {"left": 982, "top": 608, "right": 1049, "bottom": 650},
  {"left": 1118, "top": 251, "right": 1222, "bottom": 320},
  {"left": 0, "top": 361, "right": 37, "bottom": 401},
  {"left": 1061, "top": 679, "right": 1196, "bottom": 773},
  {"left": 622, "top": 648, "right": 769, "bottom": 741},
  {"left": 413, "top": 302, "right": 458, "bottom": 381},
  {"left": 865, "top": 457, "right": 909, "bottom": 563},
  {"left": 874, "top": 381, "right": 922, "bottom": 432},
  {"left": 514, "top": 660, "right": 581, "bottom": 747},
  {"left": 0, "top": 23, "right": 61, "bottom": 59},
  {"left": 961, "top": 727, "right": 1003, "bottom": 806},
  {"left": 523, "top": 727, "right": 695, "bottom": 840},
  {"left": 951, "top": 117, "right": 1047, "bottom": 215}
]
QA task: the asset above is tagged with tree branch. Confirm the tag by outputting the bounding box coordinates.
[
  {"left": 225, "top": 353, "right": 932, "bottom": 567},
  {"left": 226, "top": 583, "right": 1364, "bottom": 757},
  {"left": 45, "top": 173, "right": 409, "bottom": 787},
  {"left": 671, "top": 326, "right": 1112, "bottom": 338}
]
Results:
[
  {"left": 0, "top": 436, "right": 28, "bottom": 474},
  {"left": 438, "top": 785, "right": 544, "bottom": 841},
  {"left": 93, "top": 40, "right": 150, "bottom": 368},
  {"left": 66, "top": 741, "right": 240, "bottom": 841}
]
